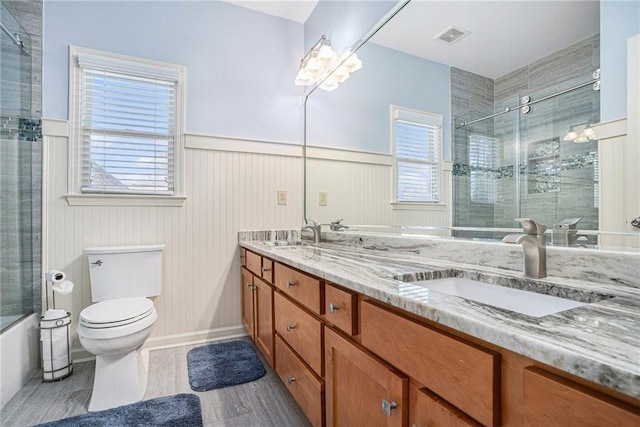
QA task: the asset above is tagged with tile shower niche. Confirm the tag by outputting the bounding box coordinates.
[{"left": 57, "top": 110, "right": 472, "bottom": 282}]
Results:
[{"left": 526, "top": 138, "right": 560, "bottom": 194}]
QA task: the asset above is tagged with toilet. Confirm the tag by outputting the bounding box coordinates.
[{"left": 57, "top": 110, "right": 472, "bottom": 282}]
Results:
[{"left": 78, "top": 244, "right": 164, "bottom": 412}]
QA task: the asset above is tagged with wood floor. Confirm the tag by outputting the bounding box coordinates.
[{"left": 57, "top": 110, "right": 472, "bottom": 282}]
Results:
[{"left": 0, "top": 337, "right": 311, "bottom": 426}]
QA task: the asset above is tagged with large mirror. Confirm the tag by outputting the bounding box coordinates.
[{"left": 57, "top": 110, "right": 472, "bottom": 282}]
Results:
[{"left": 304, "top": 0, "right": 640, "bottom": 249}]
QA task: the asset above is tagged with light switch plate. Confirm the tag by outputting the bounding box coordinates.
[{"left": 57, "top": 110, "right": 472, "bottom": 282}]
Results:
[
  {"left": 277, "top": 190, "right": 287, "bottom": 205},
  {"left": 319, "top": 191, "right": 328, "bottom": 206}
]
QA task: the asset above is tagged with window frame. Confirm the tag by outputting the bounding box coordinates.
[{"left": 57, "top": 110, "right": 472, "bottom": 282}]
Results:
[
  {"left": 390, "top": 105, "right": 444, "bottom": 208},
  {"left": 67, "top": 46, "right": 186, "bottom": 206}
]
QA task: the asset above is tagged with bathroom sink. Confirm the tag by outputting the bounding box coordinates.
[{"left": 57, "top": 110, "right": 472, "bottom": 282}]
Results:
[
  {"left": 264, "top": 241, "right": 305, "bottom": 247},
  {"left": 394, "top": 270, "right": 613, "bottom": 318}
]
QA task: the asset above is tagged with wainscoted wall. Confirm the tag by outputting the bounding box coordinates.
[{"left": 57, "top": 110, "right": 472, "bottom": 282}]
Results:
[
  {"left": 42, "top": 119, "right": 303, "bottom": 357},
  {"left": 306, "top": 147, "right": 452, "bottom": 228}
]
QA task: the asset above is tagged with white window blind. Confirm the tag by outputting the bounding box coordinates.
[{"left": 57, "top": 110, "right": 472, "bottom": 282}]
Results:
[
  {"left": 469, "top": 134, "right": 498, "bottom": 204},
  {"left": 393, "top": 107, "right": 442, "bottom": 203},
  {"left": 76, "top": 51, "right": 179, "bottom": 195}
]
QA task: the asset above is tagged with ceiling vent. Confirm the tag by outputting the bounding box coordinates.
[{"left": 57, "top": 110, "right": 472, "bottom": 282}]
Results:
[{"left": 434, "top": 25, "right": 470, "bottom": 45}]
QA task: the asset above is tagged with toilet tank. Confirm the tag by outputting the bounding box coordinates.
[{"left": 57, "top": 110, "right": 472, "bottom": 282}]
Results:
[{"left": 84, "top": 244, "right": 165, "bottom": 302}]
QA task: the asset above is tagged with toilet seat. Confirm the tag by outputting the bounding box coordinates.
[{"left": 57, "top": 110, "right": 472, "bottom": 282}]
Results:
[
  {"left": 80, "top": 297, "right": 154, "bottom": 328},
  {"left": 78, "top": 297, "right": 157, "bottom": 340}
]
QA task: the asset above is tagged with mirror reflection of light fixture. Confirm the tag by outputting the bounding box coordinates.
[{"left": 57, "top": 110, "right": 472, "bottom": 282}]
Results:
[
  {"left": 295, "top": 35, "right": 362, "bottom": 91},
  {"left": 563, "top": 122, "right": 597, "bottom": 143}
]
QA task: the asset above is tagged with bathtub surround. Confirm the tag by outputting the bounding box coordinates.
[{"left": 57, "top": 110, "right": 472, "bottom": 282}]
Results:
[{"left": 240, "top": 230, "right": 640, "bottom": 399}]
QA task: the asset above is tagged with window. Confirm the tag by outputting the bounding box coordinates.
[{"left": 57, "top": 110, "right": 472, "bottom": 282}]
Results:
[
  {"left": 392, "top": 106, "right": 442, "bottom": 203},
  {"left": 68, "top": 46, "right": 185, "bottom": 205},
  {"left": 469, "top": 134, "right": 498, "bottom": 204}
]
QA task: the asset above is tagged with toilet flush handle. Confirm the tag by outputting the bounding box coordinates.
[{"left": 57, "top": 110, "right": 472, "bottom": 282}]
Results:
[{"left": 91, "top": 260, "right": 103, "bottom": 266}]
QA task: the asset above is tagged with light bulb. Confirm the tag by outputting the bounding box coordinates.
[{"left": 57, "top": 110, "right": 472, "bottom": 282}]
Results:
[
  {"left": 306, "top": 57, "right": 321, "bottom": 73},
  {"left": 320, "top": 75, "right": 339, "bottom": 91},
  {"left": 345, "top": 53, "right": 362, "bottom": 73},
  {"left": 295, "top": 68, "right": 313, "bottom": 86},
  {"left": 333, "top": 64, "right": 351, "bottom": 83},
  {"left": 575, "top": 131, "right": 589, "bottom": 143},
  {"left": 563, "top": 130, "right": 577, "bottom": 141},
  {"left": 583, "top": 127, "right": 595, "bottom": 140},
  {"left": 317, "top": 45, "right": 336, "bottom": 64}
]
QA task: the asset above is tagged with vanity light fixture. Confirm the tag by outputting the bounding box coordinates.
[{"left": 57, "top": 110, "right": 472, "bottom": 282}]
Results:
[
  {"left": 563, "top": 122, "right": 597, "bottom": 143},
  {"left": 295, "top": 35, "right": 362, "bottom": 91}
]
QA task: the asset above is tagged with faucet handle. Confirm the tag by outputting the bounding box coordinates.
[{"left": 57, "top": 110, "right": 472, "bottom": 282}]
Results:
[
  {"left": 515, "top": 218, "right": 547, "bottom": 235},
  {"left": 306, "top": 219, "right": 319, "bottom": 226}
]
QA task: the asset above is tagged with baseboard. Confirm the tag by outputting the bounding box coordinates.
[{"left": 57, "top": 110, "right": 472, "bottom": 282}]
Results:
[{"left": 71, "top": 325, "right": 248, "bottom": 363}]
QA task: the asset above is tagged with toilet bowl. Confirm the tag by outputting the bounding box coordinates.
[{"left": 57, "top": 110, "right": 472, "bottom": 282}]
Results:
[
  {"left": 79, "top": 244, "right": 164, "bottom": 412},
  {"left": 78, "top": 297, "right": 158, "bottom": 412}
]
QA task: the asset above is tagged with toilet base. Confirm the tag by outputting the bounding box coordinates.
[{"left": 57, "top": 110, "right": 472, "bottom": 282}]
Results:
[{"left": 88, "top": 348, "right": 150, "bottom": 412}]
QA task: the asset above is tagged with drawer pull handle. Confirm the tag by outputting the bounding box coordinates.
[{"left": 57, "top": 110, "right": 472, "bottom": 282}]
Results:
[
  {"left": 381, "top": 400, "right": 397, "bottom": 416},
  {"left": 261, "top": 267, "right": 271, "bottom": 273},
  {"left": 286, "top": 281, "right": 296, "bottom": 288},
  {"left": 286, "top": 323, "right": 296, "bottom": 332},
  {"left": 287, "top": 376, "right": 296, "bottom": 385},
  {"left": 328, "top": 303, "right": 340, "bottom": 313}
]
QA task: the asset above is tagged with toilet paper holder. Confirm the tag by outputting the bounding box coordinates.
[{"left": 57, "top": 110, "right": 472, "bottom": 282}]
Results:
[{"left": 41, "top": 269, "right": 74, "bottom": 381}]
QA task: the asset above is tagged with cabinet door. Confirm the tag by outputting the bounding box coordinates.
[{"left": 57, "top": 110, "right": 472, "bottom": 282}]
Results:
[
  {"left": 325, "top": 326, "right": 407, "bottom": 427},
  {"left": 409, "top": 384, "right": 481, "bottom": 427},
  {"left": 324, "top": 283, "right": 357, "bottom": 336},
  {"left": 254, "top": 277, "right": 274, "bottom": 367},
  {"left": 241, "top": 267, "right": 255, "bottom": 338},
  {"left": 523, "top": 366, "right": 640, "bottom": 427}
]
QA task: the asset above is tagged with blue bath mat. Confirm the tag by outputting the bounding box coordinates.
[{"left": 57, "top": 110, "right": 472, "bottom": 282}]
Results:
[
  {"left": 37, "top": 393, "right": 202, "bottom": 426},
  {"left": 187, "top": 340, "right": 266, "bottom": 392}
]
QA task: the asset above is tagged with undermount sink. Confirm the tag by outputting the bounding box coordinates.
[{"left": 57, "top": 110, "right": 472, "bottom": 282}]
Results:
[
  {"left": 264, "top": 241, "right": 305, "bottom": 247},
  {"left": 394, "top": 270, "right": 614, "bottom": 318}
]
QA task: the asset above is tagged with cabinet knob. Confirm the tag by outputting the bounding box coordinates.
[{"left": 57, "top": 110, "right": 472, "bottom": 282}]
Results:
[
  {"left": 381, "top": 400, "right": 397, "bottom": 416},
  {"left": 261, "top": 267, "right": 271, "bottom": 273},
  {"left": 287, "top": 376, "right": 296, "bottom": 385},
  {"left": 286, "top": 281, "right": 296, "bottom": 288},
  {"left": 246, "top": 283, "right": 252, "bottom": 289},
  {"left": 286, "top": 323, "right": 296, "bottom": 332},
  {"left": 328, "top": 303, "right": 340, "bottom": 313}
]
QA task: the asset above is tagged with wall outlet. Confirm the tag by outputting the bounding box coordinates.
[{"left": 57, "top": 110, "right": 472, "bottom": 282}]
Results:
[
  {"left": 277, "top": 190, "right": 287, "bottom": 205},
  {"left": 319, "top": 191, "right": 328, "bottom": 206}
]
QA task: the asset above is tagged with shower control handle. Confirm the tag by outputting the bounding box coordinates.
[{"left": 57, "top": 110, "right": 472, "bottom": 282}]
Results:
[{"left": 91, "top": 260, "right": 103, "bottom": 266}]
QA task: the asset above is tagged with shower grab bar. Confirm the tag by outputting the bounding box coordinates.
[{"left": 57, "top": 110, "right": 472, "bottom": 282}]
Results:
[{"left": 456, "top": 77, "right": 599, "bottom": 129}]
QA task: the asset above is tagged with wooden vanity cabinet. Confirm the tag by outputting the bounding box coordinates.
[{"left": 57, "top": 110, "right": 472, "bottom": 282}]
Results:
[
  {"left": 409, "top": 383, "right": 482, "bottom": 427},
  {"left": 360, "top": 299, "right": 501, "bottom": 427},
  {"left": 325, "top": 326, "right": 408, "bottom": 427},
  {"left": 324, "top": 283, "right": 357, "bottom": 336},
  {"left": 523, "top": 366, "right": 640, "bottom": 427},
  {"left": 241, "top": 250, "right": 275, "bottom": 367}
]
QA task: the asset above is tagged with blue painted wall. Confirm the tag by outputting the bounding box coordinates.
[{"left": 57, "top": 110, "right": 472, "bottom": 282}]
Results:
[
  {"left": 306, "top": 42, "right": 451, "bottom": 158},
  {"left": 600, "top": 0, "right": 640, "bottom": 121},
  {"left": 43, "top": 1, "right": 304, "bottom": 143},
  {"left": 304, "top": 0, "right": 397, "bottom": 55}
]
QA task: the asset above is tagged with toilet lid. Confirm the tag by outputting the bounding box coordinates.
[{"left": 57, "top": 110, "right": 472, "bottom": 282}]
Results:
[{"left": 80, "top": 297, "right": 154, "bottom": 328}]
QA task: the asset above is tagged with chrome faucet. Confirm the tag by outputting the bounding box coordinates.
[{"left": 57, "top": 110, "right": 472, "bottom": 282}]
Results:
[
  {"left": 302, "top": 220, "right": 321, "bottom": 244},
  {"left": 330, "top": 219, "right": 349, "bottom": 231},
  {"left": 503, "top": 218, "right": 547, "bottom": 279}
]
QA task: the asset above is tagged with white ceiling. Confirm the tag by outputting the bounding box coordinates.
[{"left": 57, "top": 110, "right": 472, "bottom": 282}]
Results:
[
  {"left": 372, "top": 1, "right": 600, "bottom": 78},
  {"left": 225, "top": 0, "right": 600, "bottom": 79}
]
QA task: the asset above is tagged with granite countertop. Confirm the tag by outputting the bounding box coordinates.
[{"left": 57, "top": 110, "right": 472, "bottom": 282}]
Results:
[{"left": 240, "top": 237, "right": 640, "bottom": 400}]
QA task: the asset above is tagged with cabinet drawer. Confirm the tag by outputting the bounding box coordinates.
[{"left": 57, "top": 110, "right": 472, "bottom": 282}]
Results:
[
  {"left": 274, "top": 262, "right": 322, "bottom": 315},
  {"left": 275, "top": 334, "right": 324, "bottom": 427},
  {"left": 261, "top": 258, "right": 273, "bottom": 283},
  {"left": 410, "top": 384, "right": 481, "bottom": 427},
  {"left": 360, "top": 300, "right": 500, "bottom": 427},
  {"left": 274, "top": 293, "right": 323, "bottom": 377},
  {"left": 523, "top": 366, "right": 640, "bottom": 427},
  {"left": 324, "top": 283, "right": 357, "bottom": 335},
  {"left": 245, "top": 250, "right": 262, "bottom": 277}
]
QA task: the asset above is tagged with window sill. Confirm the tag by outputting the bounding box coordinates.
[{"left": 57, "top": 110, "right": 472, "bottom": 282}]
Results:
[
  {"left": 390, "top": 201, "right": 447, "bottom": 211},
  {"left": 65, "top": 194, "right": 187, "bottom": 207}
]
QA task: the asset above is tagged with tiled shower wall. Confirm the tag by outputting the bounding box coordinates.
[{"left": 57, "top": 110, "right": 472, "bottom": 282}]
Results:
[
  {"left": 451, "top": 34, "right": 600, "bottom": 231},
  {"left": 1, "top": 0, "right": 42, "bottom": 320}
]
